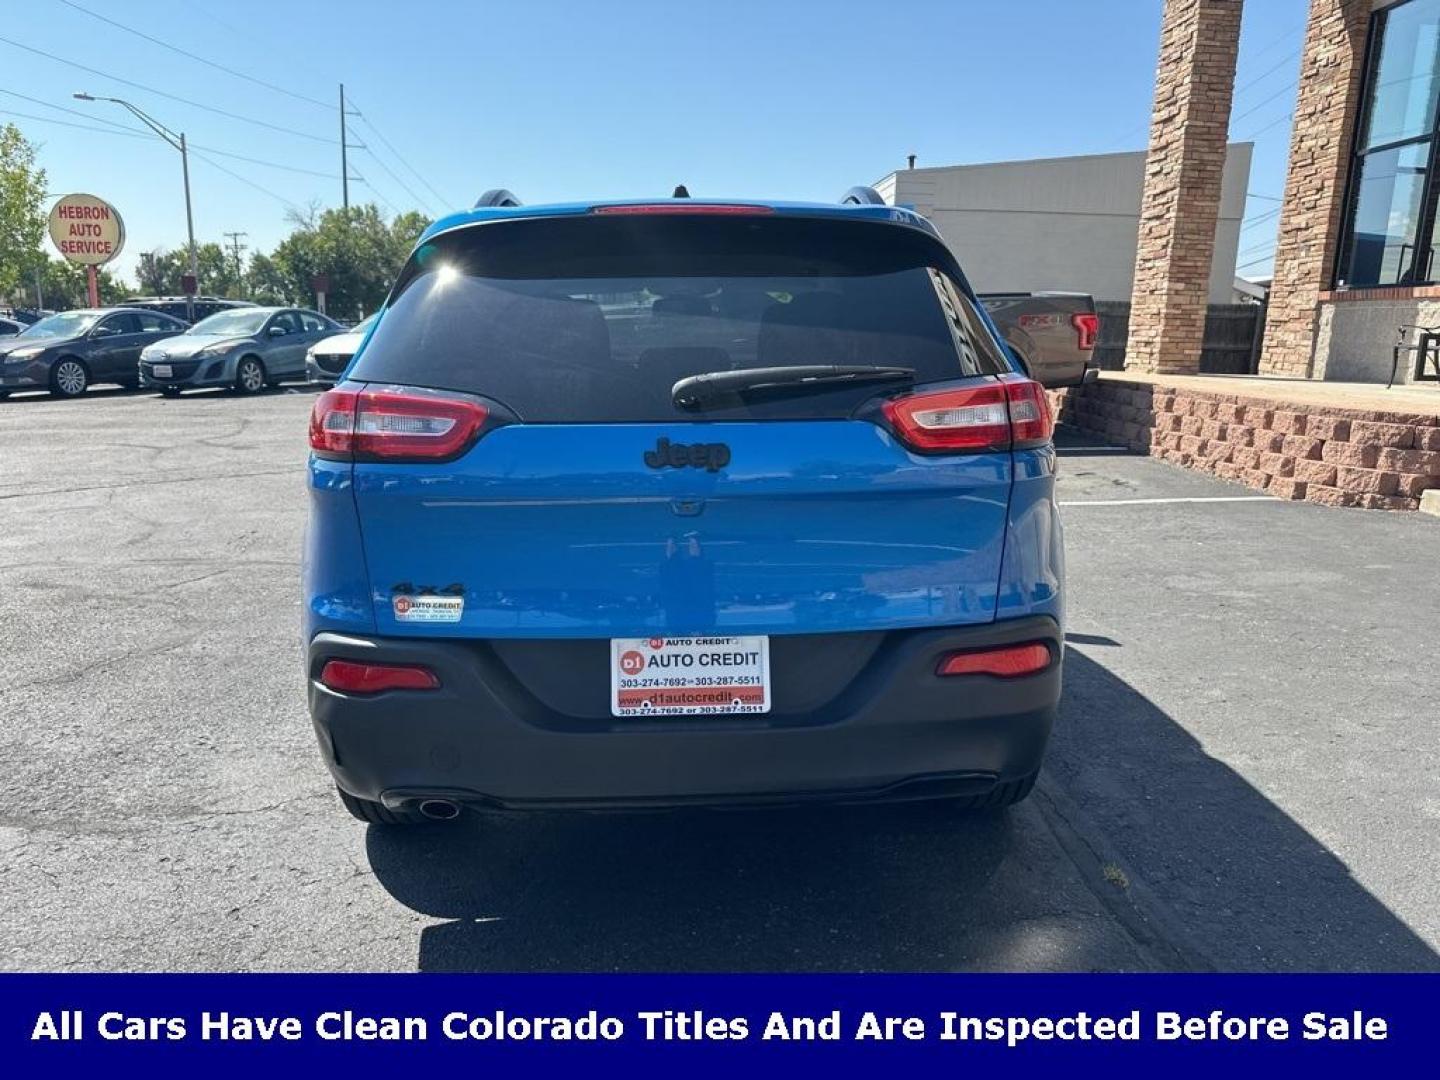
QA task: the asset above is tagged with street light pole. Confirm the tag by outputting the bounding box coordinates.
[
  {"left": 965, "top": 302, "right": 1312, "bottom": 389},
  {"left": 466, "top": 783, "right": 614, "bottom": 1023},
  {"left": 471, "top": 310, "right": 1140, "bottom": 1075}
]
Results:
[{"left": 74, "top": 93, "right": 199, "bottom": 321}]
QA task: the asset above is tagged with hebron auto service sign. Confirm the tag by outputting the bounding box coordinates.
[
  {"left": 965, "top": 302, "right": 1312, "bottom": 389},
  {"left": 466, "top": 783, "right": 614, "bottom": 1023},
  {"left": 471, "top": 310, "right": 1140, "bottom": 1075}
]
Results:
[{"left": 48, "top": 193, "right": 125, "bottom": 266}]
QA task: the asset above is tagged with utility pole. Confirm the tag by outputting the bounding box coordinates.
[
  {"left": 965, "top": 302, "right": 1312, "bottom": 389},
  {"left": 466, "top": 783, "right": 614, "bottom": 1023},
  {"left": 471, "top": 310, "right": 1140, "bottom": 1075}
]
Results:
[
  {"left": 340, "top": 83, "right": 349, "bottom": 210},
  {"left": 223, "top": 231, "right": 248, "bottom": 286}
]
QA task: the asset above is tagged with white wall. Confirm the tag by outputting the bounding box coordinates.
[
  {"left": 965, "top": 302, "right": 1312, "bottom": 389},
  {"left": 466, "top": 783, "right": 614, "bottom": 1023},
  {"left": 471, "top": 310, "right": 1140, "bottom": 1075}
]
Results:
[{"left": 878, "top": 144, "right": 1252, "bottom": 304}]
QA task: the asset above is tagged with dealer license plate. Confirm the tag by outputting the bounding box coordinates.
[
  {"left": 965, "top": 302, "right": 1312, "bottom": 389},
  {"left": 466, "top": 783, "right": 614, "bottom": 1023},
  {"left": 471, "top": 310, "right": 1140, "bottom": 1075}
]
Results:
[
  {"left": 610, "top": 635, "right": 770, "bottom": 717},
  {"left": 152, "top": 365, "right": 172, "bottom": 378}
]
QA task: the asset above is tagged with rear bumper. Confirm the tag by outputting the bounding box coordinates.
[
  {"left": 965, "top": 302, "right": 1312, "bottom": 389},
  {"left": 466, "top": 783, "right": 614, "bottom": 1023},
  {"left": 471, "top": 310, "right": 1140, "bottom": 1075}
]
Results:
[{"left": 306, "top": 616, "right": 1061, "bottom": 811}]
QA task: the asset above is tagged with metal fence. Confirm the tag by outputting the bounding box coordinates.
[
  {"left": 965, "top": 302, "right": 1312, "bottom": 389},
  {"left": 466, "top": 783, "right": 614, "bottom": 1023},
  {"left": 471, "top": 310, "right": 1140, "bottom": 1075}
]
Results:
[{"left": 1093, "top": 301, "right": 1265, "bottom": 374}]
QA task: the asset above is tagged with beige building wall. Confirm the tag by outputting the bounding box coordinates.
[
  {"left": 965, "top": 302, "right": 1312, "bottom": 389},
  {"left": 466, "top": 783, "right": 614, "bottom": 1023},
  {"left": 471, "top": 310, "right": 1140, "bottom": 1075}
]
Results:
[{"left": 877, "top": 144, "right": 1251, "bottom": 303}]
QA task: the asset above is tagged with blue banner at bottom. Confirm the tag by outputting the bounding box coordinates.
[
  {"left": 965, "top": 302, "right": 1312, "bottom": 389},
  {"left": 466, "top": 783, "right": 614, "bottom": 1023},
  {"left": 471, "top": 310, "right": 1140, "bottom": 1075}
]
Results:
[{"left": 3, "top": 974, "right": 1434, "bottom": 1074}]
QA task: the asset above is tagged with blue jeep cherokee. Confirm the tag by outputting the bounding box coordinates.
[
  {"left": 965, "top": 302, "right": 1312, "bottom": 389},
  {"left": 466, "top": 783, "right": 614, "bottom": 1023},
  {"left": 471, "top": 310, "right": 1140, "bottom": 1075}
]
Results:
[{"left": 303, "top": 190, "right": 1064, "bottom": 824}]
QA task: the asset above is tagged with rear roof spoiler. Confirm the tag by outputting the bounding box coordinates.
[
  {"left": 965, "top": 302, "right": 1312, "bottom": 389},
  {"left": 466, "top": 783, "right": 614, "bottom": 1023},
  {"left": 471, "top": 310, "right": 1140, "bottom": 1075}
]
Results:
[{"left": 475, "top": 189, "right": 522, "bottom": 208}]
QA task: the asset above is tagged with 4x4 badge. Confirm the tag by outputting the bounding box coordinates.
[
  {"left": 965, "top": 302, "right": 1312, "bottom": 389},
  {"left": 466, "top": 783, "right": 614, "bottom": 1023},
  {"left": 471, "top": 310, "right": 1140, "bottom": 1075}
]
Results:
[{"left": 644, "top": 437, "right": 731, "bottom": 472}]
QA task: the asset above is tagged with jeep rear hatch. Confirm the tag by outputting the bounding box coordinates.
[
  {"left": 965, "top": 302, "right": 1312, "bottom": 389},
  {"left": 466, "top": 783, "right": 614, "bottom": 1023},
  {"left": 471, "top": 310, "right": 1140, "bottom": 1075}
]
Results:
[{"left": 334, "top": 212, "right": 1027, "bottom": 638}]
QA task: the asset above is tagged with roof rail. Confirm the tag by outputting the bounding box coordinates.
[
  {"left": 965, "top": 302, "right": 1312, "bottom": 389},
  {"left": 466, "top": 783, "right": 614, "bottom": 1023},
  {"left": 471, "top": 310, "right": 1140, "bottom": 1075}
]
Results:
[
  {"left": 840, "top": 186, "right": 886, "bottom": 206},
  {"left": 475, "top": 189, "right": 522, "bottom": 208}
]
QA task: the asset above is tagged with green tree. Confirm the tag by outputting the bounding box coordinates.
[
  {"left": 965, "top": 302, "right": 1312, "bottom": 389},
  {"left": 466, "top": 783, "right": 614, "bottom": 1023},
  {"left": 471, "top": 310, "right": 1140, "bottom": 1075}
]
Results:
[
  {"left": 0, "top": 123, "right": 47, "bottom": 300},
  {"left": 134, "top": 242, "right": 244, "bottom": 298},
  {"left": 270, "top": 203, "right": 430, "bottom": 320},
  {"left": 25, "top": 256, "right": 128, "bottom": 309}
]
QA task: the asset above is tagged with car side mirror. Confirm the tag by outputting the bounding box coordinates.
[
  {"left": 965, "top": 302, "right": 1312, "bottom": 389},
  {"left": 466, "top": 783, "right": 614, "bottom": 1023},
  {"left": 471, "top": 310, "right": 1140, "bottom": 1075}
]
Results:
[
  {"left": 269, "top": 325, "right": 287, "bottom": 337},
  {"left": 91, "top": 325, "right": 117, "bottom": 338}
]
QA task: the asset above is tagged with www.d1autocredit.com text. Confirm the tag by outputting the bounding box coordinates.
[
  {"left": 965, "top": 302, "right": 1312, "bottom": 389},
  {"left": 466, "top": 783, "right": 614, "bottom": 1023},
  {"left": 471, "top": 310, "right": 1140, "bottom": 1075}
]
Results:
[{"left": 32, "top": 1008, "right": 1390, "bottom": 1046}]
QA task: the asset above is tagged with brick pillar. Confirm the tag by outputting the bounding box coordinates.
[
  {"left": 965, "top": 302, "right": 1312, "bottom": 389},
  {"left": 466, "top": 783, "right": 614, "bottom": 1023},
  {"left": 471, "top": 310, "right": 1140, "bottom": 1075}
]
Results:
[
  {"left": 1126, "top": 0, "right": 1243, "bottom": 374},
  {"left": 1259, "top": 0, "right": 1371, "bottom": 377}
]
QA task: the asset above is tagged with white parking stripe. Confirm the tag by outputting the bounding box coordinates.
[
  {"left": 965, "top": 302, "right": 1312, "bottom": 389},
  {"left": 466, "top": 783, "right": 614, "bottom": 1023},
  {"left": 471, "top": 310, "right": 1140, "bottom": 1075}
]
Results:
[{"left": 1057, "top": 495, "right": 1276, "bottom": 507}]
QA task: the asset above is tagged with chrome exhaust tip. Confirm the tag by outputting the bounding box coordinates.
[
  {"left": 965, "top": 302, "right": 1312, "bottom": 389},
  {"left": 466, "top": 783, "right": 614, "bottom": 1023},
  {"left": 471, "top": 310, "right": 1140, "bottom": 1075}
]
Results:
[{"left": 417, "top": 799, "right": 461, "bottom": 821}]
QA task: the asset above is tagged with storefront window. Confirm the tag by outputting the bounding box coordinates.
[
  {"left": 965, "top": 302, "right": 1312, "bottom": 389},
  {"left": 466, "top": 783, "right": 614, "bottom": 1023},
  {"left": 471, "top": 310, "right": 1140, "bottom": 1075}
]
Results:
[{"left": 1338, "top": 0, "right": 1440, "bottom": 286}]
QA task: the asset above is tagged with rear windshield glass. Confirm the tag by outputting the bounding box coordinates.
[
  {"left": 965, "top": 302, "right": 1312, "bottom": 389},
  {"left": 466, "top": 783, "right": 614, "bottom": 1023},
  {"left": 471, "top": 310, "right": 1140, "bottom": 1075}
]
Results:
[{"left": 351, "top": 214, "right": 1009, "bottom": 422}]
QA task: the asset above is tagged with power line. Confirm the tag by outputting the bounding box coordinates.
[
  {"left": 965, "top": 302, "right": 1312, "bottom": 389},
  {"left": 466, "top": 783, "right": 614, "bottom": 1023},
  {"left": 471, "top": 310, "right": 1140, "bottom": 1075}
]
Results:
[
  {"left": 347, "top": 97, "right": 453, "bottom": 210},
  {"left": 189, "top": 148, "right": 303, "bottom": 211},
  {"left": 1240, "top": 208, "right": 1283, "bottom": 232},
  {"left": 1232, "top": 81, "right": 1296, "bottom": 124},
  {"left": 53, "top": 0, "right": 335, "bottom": 110},
  {"left": 1232, "top": 50, "right": 1299, "bottom": 98},
  {"left": 0, "top": 85, "right": 146, "bottom": 132},
  {"left": 0, "top": 106, "right": 152, "bottom": 139},
  {"left": 1237, "top": 110, "right": 1295, "bottom": 142},
  {"left": 354, "top": 175, "right": 400, "bottom": 216},
  {"left": 0, "top": 33, "right": 337, "bottom": 145},
  {"left": 1237, "top": 251, "right": 1276, "bottom": 271},
  {"left": 1, "top": 88, "right": 338, "bottom": 180},
  {"left": 355, "top": 143, "right": 436, "bottom": 215}
]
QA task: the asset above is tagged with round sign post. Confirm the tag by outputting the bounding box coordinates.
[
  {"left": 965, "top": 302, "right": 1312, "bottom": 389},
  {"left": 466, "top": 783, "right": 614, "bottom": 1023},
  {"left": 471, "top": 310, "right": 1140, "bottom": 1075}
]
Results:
[{"left": 47, "top": 193, "right": 125, "bottom": 307}]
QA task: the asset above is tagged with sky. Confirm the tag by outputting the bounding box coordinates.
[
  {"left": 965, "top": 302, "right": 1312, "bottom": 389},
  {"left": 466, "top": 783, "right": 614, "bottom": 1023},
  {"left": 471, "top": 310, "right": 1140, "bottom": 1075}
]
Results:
[{"left": 1, "top": 0, "right": 1308, "bottom": 286}]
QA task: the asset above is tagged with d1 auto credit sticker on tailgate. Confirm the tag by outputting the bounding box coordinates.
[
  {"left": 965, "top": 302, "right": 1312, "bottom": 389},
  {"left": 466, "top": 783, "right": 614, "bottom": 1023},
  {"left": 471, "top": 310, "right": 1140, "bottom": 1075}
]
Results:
[
  {"left": 611, "top": 636, "right": 770, "bottom": 717},
  {"left": 392, "top": 593, "right": 464, "bottom": 623}
]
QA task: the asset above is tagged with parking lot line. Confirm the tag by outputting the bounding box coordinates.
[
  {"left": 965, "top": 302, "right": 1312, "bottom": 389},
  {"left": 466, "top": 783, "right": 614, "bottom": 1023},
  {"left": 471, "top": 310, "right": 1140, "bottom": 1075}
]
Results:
[{"left": 1057, "top": 496, "right": 1277, "bottom": 507}]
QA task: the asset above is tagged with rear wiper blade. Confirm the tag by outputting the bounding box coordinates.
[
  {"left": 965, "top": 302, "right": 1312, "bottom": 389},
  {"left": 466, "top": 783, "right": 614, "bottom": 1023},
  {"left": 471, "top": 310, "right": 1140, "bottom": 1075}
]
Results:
[{"left": 673, "top": 365, "right": 915, "bottom": 410}]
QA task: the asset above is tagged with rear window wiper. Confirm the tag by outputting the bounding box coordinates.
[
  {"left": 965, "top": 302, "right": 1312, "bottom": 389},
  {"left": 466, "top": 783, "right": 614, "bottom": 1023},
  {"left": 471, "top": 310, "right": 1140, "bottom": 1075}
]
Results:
[{"left": 673, "top": 365, "right": 915, "bottom": 410}]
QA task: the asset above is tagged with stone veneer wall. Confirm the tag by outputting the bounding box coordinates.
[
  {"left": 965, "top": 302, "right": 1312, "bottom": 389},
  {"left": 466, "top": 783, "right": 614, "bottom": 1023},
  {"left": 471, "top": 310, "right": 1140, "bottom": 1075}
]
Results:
[
  {"left": 1126, "top": 0, "right": 1244, "bottom": 375},
  {"left": 1259, "top": 0, "right": 1372, "bottom": 376},
  {"left": 1048, "top": 381, "right": 1440, "bottom": 510}
]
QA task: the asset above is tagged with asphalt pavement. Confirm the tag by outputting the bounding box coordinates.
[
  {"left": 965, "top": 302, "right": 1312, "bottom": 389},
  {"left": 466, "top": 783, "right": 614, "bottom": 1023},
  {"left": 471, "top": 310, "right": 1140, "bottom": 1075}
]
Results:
[{"left": 0, "top": 385, "right": 1436, "bottom": 971}]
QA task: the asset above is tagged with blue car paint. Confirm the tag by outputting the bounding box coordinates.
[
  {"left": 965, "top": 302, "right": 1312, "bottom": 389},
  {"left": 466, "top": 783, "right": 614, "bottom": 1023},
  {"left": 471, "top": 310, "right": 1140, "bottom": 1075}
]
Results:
[{"left": 303, "top": 198, "right": 1063, "bottom": 647}]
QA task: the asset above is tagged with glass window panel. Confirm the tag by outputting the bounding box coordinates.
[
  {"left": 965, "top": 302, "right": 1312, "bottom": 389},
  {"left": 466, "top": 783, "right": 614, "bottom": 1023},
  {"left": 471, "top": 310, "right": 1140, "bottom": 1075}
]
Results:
[
  {"left": 1341, "top": 141, "right": 1431, "bottom": 286},
  {"left": 1361, "top": 0, "right": 1440, "bottom": 149}
]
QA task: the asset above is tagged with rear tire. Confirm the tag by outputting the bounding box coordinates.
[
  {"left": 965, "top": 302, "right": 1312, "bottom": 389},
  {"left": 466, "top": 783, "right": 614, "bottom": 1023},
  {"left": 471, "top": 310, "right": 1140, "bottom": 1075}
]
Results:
[
  {"left": 950, "top": 771, "right": 1037, "bottom": 811},
  {"left": 50, "top": 358, "right": 89, "bottom": 398},
  {"left": 336, "top": 787, "right": 427, "bottom": 826},
  {"left": 235, "top": 356, "right": 266, "bottom": 394}
]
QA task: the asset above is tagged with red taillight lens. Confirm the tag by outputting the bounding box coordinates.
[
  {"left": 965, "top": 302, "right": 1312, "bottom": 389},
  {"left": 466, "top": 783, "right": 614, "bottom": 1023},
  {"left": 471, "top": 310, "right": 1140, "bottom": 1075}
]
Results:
[
  {"left": 1001, "top": 374, "right": 1053, "bottom": 448},
  {"left": 937, "top": 642, "right": 1052, "bottom": 678},
  {"left": 882, "top": 377, "right": 1052, "bottom": 453},
  {"left": 591, "top": 204, "right": 775, "bottom": 215},
  {"left": 309, "top": 386, "right": 488, "bottom": 462},
  {"left": 319, "top": 659, "right": 440, "bottom": 694},
  {"left": 1072, "top": 312, "right": 1099, "bottom": 350},
  {"left": 310, "top": 387, "right": 357, "bottom": 457}
]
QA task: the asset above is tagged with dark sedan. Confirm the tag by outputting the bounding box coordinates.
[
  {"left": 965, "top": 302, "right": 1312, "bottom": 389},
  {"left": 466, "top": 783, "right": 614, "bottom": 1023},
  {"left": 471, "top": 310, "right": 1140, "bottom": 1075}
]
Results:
[{"left": 0, "top": 308, "right": 189, "bottom": 399}]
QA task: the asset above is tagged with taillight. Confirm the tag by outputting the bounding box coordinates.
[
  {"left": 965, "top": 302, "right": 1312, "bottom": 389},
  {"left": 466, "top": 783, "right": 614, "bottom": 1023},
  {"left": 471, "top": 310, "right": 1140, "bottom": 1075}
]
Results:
[
  {"left": 591, "top": 204, "right": 775, "bottom": 215},
  {"left": 937, "top": 642, "right": 1052, "bottom": 678},
  {"left": 309, "top": 386, "right": 488, "bottom": 462},
  {"left": 882, "top": 377, "right": 1052, "bottom": 453},
  {"left": 318, "top": 659, "right": 441, "bottom": 694},
  {"left": 1001, "top": 374, "right": 1053, "bottom": 449},
  {"left": 1072, "top": 312, "right": 1099, "bottom": 351}
]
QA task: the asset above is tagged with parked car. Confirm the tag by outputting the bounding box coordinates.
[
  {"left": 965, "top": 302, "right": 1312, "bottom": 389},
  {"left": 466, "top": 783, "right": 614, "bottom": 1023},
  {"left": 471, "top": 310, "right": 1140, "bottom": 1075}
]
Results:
[
  {"left": 306, "top": 312, "right": 377, "bottom": 384},
  {"left": 0, "top": 317, "right": 22, "bottom": 337},
  {"left": 124, "top": 295, "right": 255, "bottom": 322},
  {"left": 980, "top": 292, "right": 1099, "bottom": 387},
  {"left": 304, "top": 190, "right": 1064, "bottom": 825},
  {"left": 140, "top": 306, "right": 341, "bottom": 395},
  {"left": 0, "top": 307, "right": 188, "bottom": 399}
]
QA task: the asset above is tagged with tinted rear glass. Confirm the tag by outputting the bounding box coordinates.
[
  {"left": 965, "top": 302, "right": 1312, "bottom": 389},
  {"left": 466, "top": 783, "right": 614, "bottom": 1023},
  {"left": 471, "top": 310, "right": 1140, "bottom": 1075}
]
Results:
[{"left": 351, "top": 214, "right": 1009, "bottom": 422}]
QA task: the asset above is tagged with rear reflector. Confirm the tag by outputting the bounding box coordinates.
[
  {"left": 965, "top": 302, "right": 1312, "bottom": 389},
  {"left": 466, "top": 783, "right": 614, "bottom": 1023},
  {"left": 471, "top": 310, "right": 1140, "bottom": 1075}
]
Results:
[
  {"left": 591, "top": 204, "right": 775, "bottom": 215},
  {"left": 319, "top": 659, "right": 440, "bottom": 694},
  {"left": 936, "top": 642, "right": 1052, "bottom": 678},
  {"left": 882, "top": 376, "right": 1053, "bottom": 453},
  {"left": 1072, "top": 312, "right": 1099, "bottom": 351},
  {"left": 309, "top": 386, "right": 488, "bottom": 462}
]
